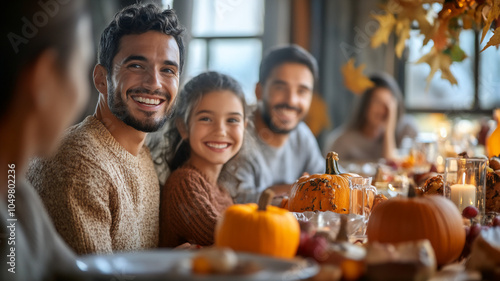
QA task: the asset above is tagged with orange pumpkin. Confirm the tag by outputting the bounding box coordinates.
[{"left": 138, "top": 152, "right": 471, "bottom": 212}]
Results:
[
  {"left": 214, "top": 190, "right": 300, "bottom": 259},
  {"left": 280, "top": 197, "right": 289, "bottom": 209},
  {"left": 288, "top": 152, "right": 358, "bottom": 213},
  {"left": 366, "top": 187, "right": 466, "bottom": 266}
]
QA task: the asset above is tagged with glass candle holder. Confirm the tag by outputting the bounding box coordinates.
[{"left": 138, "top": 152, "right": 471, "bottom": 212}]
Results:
[{"left": 444, "top": 157, "right": 487, "bottom": 223}]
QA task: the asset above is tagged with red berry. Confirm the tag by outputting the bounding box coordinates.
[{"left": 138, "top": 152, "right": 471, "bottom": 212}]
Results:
[
  {"left": 297, "top": 235, "right": 328, "bottom": 262},
  {"left": 298, "top": 232, "right": 311, "bottom": 248},
  {"left": 462, "top": 206, "right": 479, "bottom": 219},
  {"left": 467, "top": 223, "right": 482, "bottom": 242},
  {"left": 493, "top": 216, "right": 500, "bottom": 227}
]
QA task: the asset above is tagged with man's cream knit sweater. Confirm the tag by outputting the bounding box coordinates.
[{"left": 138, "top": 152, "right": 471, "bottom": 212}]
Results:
[{"left": 27, "top": 116, "right": 159, "bottom": 255}]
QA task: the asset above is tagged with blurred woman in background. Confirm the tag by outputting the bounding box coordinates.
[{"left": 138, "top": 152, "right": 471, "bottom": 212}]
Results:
[{"left": 323, "top": 73, "right": 418, "bottom": 163}]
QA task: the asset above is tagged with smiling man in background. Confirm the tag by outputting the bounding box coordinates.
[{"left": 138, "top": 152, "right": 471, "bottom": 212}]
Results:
[
  {"left": 232, "top": 45, "right": 325, "bottom": 203},
  {"left": 27, "top": 3, "right": 184, "bottom": 255}
]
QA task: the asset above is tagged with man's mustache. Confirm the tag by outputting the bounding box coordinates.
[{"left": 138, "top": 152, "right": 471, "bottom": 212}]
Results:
[
  {"left": 126, "top": 87, "right": 171, "bottom": 103},
  {"left": 273, "top": 104, "right": 301, "bottom": 112}
]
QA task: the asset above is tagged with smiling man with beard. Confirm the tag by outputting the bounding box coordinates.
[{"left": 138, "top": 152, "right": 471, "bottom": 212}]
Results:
[
  {"left": 27, "top": 4, "right": 184, "bottom": 255},
  {"left": 231, "top": 45, "right": 325, "bottom": 203}
]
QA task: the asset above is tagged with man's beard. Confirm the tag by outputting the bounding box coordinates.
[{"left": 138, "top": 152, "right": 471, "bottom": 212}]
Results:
[
  {"left": 260, "top": 100, "right": 302, "bottom": 135},
  {"left": 108, "top": 84, "right": 172, "bottom": 133}
]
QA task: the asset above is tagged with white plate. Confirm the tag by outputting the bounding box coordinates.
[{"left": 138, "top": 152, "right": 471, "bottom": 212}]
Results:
[{"left": 75, "top": 249, "right": 318, "bottom": 281}]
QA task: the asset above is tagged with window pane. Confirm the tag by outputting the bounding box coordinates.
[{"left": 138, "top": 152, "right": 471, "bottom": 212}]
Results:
[
  {"left": 184, "top": 39, "right": 207, "bottom": 77},
  {"left": 162, "top": 0, "right": 174, "bottom": 9},
  {"left": 479, "top": 30, "right": 500, "bottom": 109},
  {"left": 405, "top": 30, "right": 475, "bottom": 110},
  {"left": 209, "top": 39, "right": 261, "bottom": 104},
  {"left": 192, "top": 0, "right": 264, "bottom": 36}
]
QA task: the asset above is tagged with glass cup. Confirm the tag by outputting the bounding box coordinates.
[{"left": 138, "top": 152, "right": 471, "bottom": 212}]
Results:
[
  {"left": 349, "top": 177, "right": 372, "bottom": 235},
  {"left": 387, "top": 173, "right": 410, "bottom": 198},
  {"left": 444, "top": 157, "right": 487, "bottom": 223},
  {"left": 412, "top": 135, "right": 438, "bottom": 174},
  {"left": 364, "top": 184, "right": 377, "bottom": 221}
]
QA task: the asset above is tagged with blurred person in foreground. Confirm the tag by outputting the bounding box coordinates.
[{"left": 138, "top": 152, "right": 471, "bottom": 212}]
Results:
[
  {"left": 0, "top": 0, "right": 93, "bottom": 279},
  {"left": 323, "top": 73, "right": 418, "bottom": 163},
  {"left": 231, "top": 45, "right": 324, "bottom": 203},
  {"left": 27, "top": 3, "right": 184, "bottom": 255}
]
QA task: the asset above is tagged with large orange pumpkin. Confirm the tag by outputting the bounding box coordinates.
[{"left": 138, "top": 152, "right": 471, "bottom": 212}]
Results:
[
  {"left": 288, "top": 152, "right": 358, "bottom": 213},
  {"left": 214, "top": 190, "right": 300, "bottom": 259},
  {"left": 366, "top": 187, "right": 466, "bottom": 266}
]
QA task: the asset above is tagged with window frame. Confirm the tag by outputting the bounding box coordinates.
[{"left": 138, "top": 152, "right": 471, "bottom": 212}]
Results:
[{"left": 191, "top": 35, "right": 263, "bottom": 72}]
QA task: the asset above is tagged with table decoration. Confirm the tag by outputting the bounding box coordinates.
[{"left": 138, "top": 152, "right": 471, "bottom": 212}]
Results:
[
  {"left": 288, "top": 152, "right": 360, "bottom": 214},
  {"left": 215, "top": 190, "right": 300, "bottom": 259},
  {"left": 443, "top": 157, "right": 487, "bottom": 223},
  {"left": 366, "top": 186, "right": 466, "bottom": 266}
]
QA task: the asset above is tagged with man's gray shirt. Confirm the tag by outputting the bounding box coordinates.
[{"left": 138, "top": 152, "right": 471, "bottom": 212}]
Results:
[{"left": 231, "top": 122, "right": 324, "bottom": 203}]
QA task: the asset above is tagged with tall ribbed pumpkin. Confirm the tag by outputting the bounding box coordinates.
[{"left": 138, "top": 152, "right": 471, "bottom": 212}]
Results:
[
  {"left": 366, "top": 187, "right": 466, "bottom": 266},
  {"left": 214, "top": 190, "right": 300, "bottom": 259},
  {"left": 288, "top": 152, "right": 357, "bottom": 214}
]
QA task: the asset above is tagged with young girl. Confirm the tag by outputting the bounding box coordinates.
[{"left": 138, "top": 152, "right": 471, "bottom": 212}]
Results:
[{"left": 159, "top": 71, "right": 250, "bottom": 247}]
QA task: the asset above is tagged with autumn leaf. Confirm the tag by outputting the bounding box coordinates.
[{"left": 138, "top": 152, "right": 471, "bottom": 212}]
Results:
[
  {"left": 413, "top": 5, "right": 434, "bottom": 46},
  {"left": 463, "top": 1, "right": 487, "bottom": 29},
  {"left": 481, "top": 26, "right": 500, "bottom": 51},
  {"left": 371, "top": 12, "right": 396, "bottom": 48},
  {"left": 444, "top": 44, "right": 467, "bottom": 62},
  {"left": 372, "top": 2, "right": 433, "bottom": 52},
  {"left": 481, "top": 0, "right": 500, "bottom": 43},
  {"left": 395, "top": 18, "right": 411, "bottom": 57},
  {"left": 432, "top": 19, "right": 450, "bottom": 51},
  {"left": 416, "top": 47, "right": 457, "bottom": 87},
  {"left": 341, "top": 58, "right": 375, "bottom": 95}
]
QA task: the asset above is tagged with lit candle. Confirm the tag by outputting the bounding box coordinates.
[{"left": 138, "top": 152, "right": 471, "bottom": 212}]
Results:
[{"left": 450, "top": 183, "right": 476, "bottom": 212}]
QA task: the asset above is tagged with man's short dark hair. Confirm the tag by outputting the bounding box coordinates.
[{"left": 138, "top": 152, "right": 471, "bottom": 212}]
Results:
[
  {"left": 258, "top": 44, "right": 318, "bottom": 85},
  {"left": 98, "top": 3, "right": 185, "bottom": 75}
]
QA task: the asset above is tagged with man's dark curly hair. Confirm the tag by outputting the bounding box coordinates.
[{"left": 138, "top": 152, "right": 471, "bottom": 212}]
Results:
[{"left": 98, "top": 3, "right": 185, "bottom": 75}]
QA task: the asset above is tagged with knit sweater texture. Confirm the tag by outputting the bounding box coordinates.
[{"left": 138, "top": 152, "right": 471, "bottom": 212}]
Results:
[
  {"left": 27, "top": 116, "right": 160, "bottom": 255},
  {"left": 160, "top": 165, "right": 233, "bottom": 247}
]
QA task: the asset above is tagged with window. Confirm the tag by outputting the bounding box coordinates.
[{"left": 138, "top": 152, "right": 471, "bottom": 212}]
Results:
[
  {"left": 184, "top": 0, "right": 265, "bottom": 104},
  {"left": 479, "top": 33, "right": 500, "bottom": 109},
  {"left": 404, "top": 27, "right": 500, "bottom": 112}
]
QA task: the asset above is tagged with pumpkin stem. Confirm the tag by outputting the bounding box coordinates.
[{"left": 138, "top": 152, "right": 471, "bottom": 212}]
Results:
[
  {"left": 336, "top": 215, "right": 348, "bottom": 242},
  {"left": 258, "top": 189, "right": 275, "bottom": 211},
  {"left": 408, "top": 185, "right": 416, "bottom": 198},
  {"left": 326, "top": 151, "right": 342, "bottom": 175}
]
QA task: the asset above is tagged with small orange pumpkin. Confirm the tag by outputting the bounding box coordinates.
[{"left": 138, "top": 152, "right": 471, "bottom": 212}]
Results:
[
  {"left": 288, "top": 152, "right": 358, "bottom": 213},
  {"left": 366, "top": 187, "right": 466, "bottom": 266},
  {"left": 214, "top": 190, "right": 300, "bottom": 259}
]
